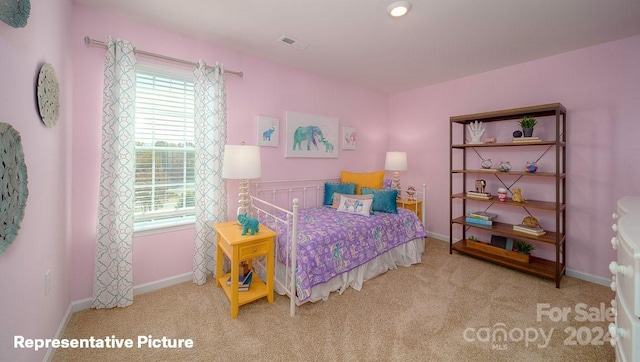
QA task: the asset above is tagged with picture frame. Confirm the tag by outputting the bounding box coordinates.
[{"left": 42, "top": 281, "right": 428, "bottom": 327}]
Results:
[
  {"left": 342, "top": 127, "right": 356, "bottom": 150},
  {"left": 257, "top": 116, "right": 279, "bottom": 147},
  {"left": 285, "top": 111, "right": 339, "bottom": 158}
]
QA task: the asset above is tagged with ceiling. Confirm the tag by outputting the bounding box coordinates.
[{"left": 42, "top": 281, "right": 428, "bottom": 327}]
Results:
[{"left": 74, "top": 0, "right": 640, "bottom": 94}]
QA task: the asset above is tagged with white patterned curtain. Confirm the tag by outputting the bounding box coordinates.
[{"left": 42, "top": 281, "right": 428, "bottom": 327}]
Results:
[
  {"left": 92, "top": 38, "right": 137, "bottom": 309},
  {"left": 193, "top": 61, "right": 227, "bottom": 285}
]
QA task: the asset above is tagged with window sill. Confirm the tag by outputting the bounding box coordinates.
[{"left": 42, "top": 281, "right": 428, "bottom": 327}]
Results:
[{"left": 134, "top": 219, "right": 195, "bottom": 238}]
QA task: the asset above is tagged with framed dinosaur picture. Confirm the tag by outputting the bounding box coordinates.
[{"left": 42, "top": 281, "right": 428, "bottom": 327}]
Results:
[
  {"left": 257, "top": 116, "right": 279, "bottom": 147},
  {"left": 285, "top": 111, "right": 339, "bottom": 158}
]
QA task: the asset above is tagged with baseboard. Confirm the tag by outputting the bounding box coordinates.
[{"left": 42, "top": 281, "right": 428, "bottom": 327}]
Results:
[
  {"left": 565, "top": 268, "right": 610, "bottom": 287},
  {"left": 424, "top": 229, "right": 611, "bottom": 288},
  {"left": 45, "top": 272, "right": 193, "bottom": 362}
]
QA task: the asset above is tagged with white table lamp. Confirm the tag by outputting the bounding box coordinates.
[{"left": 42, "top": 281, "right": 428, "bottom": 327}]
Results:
[
  {"left": 385, "top": 151, "right": 407, "bottom": 198},
  {"left": 222, "top": 143, "right": 262, "bottom": 216}
]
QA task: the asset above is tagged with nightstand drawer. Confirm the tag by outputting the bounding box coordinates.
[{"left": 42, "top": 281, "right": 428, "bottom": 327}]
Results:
[{"left": 239, "top": 241, "right": 269, "bottom": 259}]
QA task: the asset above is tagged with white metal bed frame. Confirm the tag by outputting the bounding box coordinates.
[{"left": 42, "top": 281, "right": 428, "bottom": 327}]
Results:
[{"left": 249, "top": 178, "right": 427, "bottom": 316}]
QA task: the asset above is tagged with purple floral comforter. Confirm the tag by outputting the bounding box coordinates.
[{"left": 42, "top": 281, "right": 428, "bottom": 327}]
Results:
[{"left": 260, "top": 207, "right": 426, "bottom": 302}]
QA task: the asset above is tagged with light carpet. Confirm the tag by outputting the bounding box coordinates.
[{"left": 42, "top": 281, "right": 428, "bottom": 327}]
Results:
[{"left": 53, "top": 239, "right": 616, "bottom": 361}]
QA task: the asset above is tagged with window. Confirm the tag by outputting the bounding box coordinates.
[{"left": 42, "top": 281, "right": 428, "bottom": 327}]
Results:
[{"left": 134, "top": 64, "right": 196, "bottom": 232}]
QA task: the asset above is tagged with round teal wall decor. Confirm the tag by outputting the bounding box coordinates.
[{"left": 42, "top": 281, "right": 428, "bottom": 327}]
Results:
[
  {"left": 0, "top": 122, "right": 29, "bottom": 254},
  {"left": 0, "top": 0, "right": 31, "bottom": 28}
]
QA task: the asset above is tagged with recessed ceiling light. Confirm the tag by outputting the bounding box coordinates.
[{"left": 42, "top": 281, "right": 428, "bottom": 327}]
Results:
[{"left": 387, "top": 1, "right": 412, "bottom": 17}]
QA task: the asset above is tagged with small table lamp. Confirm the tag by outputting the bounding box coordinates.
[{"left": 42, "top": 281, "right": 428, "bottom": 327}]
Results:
[
  {"left": 385, "top": 151, "right": 407, "bottom": 198},
  {"left": 222, "top": 143, "right": 262, "bottom": 216}
]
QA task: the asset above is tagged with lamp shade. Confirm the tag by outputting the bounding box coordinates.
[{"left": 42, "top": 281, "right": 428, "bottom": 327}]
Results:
[
  {"left": 222, "top": 144, "right": 262, "bottom": 179},
  {"left": 385, "top": 151, "right": 407, "bottom": 171}
]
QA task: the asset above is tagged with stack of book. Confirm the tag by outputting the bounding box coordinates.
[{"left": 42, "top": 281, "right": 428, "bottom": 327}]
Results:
[
  {"left": 466, "top": 191, "right": 492, "bottom": 200},
  {"left": 513, "top": 136, "right": 542, "bottom": 143},
  {"left": 465, "top": 211, "right": 498, "bottom": 226},
  {"left": 227, "top": 270, "right": 253, "bottom": 291},
  {"left": 513, "top": 224, "right": 546, "bottom": 236}
]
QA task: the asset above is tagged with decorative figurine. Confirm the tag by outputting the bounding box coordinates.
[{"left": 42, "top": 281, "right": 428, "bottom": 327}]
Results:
[
  {"left": 511, "top": 187, "right": 525, "bottom": 203},
  {"left": 525, "top": 161, "right": 538, "bottom": 173},
  {"left": 522, "top": 216, "right": 539, "bottom": 228},
  {"left": 467, "top": 121, "right": 485, "bottom": 144},
  {"left": 498, "top": 161, "right": 511, "bottom": 172},
  {"left": 406, "top": 186, "right": 417, "bottom": 201},
  {"left": 237, "top": 213, "right": 260, "bottom": 235},
  {"left": 513, "top": 130, "right": 523, "bottom": 138},
  {"left": 481, "top": 159, "right": 493, "bottom": 169},
  {"left": 475, "top": 179, "right": 487, "bottom": 194}
]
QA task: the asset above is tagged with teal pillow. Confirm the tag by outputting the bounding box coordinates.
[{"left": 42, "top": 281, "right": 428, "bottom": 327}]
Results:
[
  {"left": 324, "top": 183, "right": 357, "bottom": 205},
  {"left": 361, "top": 188, "right": 398, "bottom": 214}
]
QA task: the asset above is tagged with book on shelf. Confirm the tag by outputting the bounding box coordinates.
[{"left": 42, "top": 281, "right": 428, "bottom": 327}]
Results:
[
  {"left": 466, "top": 192, "right": 493, "bottom": 200},
  {"left": 227, "top": 270, "right": 253, "bottom": 291},
  {"left": 513, "top": 224, "right": 546, "bottom": 236},
  {"left": 467, "top": 211, "right": 498, "bottom": 220},
  {"left": 512, "top": 137, "right": 542, "bottom": 143},
  {"left": 465, "top": 217, "right": 493, "bottom": 226}
]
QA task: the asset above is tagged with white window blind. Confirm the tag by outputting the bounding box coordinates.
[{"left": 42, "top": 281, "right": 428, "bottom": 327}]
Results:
[{"left": 134, "top": 64, "right": 196, "bottom": 231}]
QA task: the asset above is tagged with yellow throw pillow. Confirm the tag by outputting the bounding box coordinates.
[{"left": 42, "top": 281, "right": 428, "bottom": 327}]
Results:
[{"left": 340, "top": 170, "right": 385, "bottom": 194}]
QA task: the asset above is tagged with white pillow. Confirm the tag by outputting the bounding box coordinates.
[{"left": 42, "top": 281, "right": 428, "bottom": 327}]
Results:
[{"left": 336, "top": 195, "right": 372, "bottom": 217}]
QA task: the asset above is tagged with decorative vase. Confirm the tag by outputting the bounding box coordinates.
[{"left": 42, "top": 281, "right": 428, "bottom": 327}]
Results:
[
  {"left": 481, "top": 159, "right": 492, "bottom": 169},
  {"left": 523, "top": 128, "right": 534, "bottom": 137},
  {"left": 525, "top": 161, "right": 538, "bottom": 173},
  {"left": 498, "top": 161, "right": 511, "bottom": 172},
  {"left": 497, "top": 187, "right": 508, "bottom": 202}
]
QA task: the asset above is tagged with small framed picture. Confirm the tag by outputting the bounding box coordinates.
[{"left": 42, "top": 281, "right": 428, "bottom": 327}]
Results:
[
  {"left": 342, "top": 127, "right": 356, "bottom": 150},
  {"left": 257, "top": 116, "right": 279, "bottom": 147}
]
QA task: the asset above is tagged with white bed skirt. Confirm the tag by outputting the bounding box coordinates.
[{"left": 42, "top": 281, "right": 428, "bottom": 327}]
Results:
[{"left": 275, "top": 237, "right": 425, "bottom": 305}]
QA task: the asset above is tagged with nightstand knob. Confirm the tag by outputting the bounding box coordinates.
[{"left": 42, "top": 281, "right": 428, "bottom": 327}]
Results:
[{"left": 253, "top": 247, "right": 257, "bottom": 252}]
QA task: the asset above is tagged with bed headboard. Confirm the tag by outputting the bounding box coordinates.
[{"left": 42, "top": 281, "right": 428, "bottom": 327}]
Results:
[{"left": 251, "top": 178, "right": 340, "bottom": 211}]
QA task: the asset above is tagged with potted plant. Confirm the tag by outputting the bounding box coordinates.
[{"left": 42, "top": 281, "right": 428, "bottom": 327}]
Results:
[
  {"left": 514, "top": 239, "right": 535, "bottom": 254},
  {"left": 518, "top": 116, "right": 537, "bottom": 137}
]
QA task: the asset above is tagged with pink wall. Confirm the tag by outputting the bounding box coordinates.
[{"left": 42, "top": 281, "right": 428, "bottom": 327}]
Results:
[
  {"left": 0, "top": 0, "right": 73, "bottom": 360},
  {"left": 70, "top": 4, "right": 390, "bottom": 301},
  {"left": 3, "top": 4, "right": 637, "bottom": 358},
  {"left": 390, "top": 34, "right": 640, "bottom": 280}
]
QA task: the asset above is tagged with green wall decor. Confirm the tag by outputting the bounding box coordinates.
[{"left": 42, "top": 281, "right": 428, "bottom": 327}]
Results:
[
  {"left": 0, "top": 0, "right": 30, "bottom": 28},
  {"left": 0, "top": 122, "right": 29, "bottom": 254}
]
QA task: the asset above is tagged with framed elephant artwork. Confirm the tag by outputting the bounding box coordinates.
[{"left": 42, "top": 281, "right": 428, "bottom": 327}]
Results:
[
  {"left": 257, "top": 116, "right": 279, "bottom": 147},
  {"left": 285, "top": 111, "right": 339, "bottom": 158}
]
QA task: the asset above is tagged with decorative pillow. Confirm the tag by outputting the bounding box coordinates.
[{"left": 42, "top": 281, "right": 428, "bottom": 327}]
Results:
[
  {"left": 361, "top": 187, "right": 398, "bottom": 214},
  {"left": 323, "top": 182, "right": 357, "bottom": 205},
  {"left": 340, "top": 170, "right": 385, "bottom": 194},
  {"left": 383, "top": 178, "right": 393, "bottom": 190},
  {"left": 336, "top": 195, "right": 373, "bottom": 217},
  {"left": 331, "top": 192, "right": 373, "bottom": 209}
]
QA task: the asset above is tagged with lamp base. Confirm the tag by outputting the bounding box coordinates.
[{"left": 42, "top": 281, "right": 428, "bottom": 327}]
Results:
[
  {"left": 391, "top": 171, "right": 402, "bottom": 199},
  {"left": 237, "top": 179, "right": 251, "bottom": 217}
]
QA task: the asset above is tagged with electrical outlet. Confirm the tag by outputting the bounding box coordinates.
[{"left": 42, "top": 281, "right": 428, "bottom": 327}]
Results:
[{"left": 45, "top": 270, "right": 51, "bottom": 296}]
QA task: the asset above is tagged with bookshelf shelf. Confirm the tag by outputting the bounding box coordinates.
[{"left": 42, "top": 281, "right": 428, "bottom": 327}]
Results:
[{"left": 449, "top": 103, "right": 567, "bottom": 287}]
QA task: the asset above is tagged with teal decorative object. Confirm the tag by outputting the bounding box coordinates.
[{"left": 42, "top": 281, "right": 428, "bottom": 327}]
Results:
[
  {"left": 0, "top": 122, "right": 29, "bottom": 253},
  {"left": 238, "top": 213, "right": 259, "bottom": 235},
  {"left": 0, "top": 0, "right": 30, "bottom": 28}
]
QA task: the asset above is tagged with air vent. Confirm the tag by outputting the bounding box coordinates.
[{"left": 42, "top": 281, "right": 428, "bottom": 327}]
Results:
[{"left": 278, "top": 35, "right": 309, "bottom": 50}]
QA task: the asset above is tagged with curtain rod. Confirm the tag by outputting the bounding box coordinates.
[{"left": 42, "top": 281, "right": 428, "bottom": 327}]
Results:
[{"left": 83, "top": 36, "right": 243, "bottom": 78}]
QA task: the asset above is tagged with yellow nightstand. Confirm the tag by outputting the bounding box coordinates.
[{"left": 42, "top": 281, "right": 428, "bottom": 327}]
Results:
[
  {"left": 397, "top": 199, "right": 423, "bottom": 221},
  {"left": 214, "top": 221, "right": 277, "bottom": 318}
]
